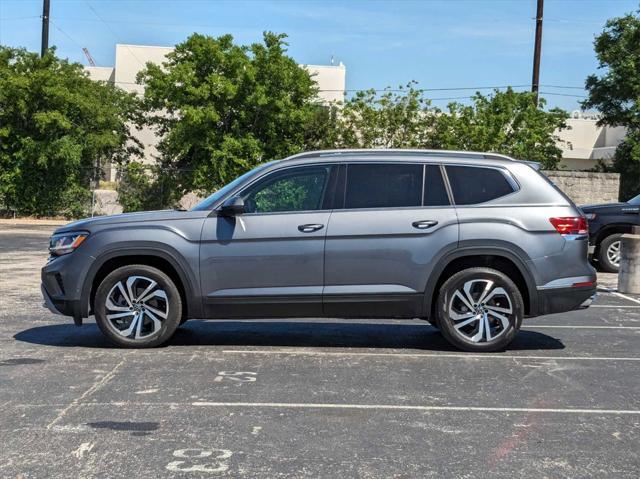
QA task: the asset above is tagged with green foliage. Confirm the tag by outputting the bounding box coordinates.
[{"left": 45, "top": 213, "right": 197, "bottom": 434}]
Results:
[
  {"left": 329, "top": 82, "right": 435, "bottom": 148},
  {"left": 431, "top": 89, "right": 568, "bottom": 170},
  {"left": 116, "top": 162, "right": 177, "bottom": 213},
  {"left": 138, "top": 32, "right": 323, "bottom": 201},
  {"left": 583, "top": 9, "right": 640, "bottom": 199},
  {"left": 0, "top": 46, "right": 141, "bottom": 217},
  {"left": 325, "top": 85, "right": 567, "bottom": 169},
  {"left": 612, "top": 131, "right": 640, "bottom": 200}
]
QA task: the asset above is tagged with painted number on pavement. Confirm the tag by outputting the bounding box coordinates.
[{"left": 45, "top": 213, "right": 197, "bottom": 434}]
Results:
[
  {"left": 214, "top": 371, "right": 257, "bottom": 383},
  {"left": 166, "top": 448, "right": 233, "bottom": 473}
]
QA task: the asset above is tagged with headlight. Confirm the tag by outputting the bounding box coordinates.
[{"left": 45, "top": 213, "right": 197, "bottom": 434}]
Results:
[
  {"left": 49, "top": 232, "right": 89, "bottom": 256},
  {"left": 584, "top": 213, "right": 597, "bottom": 220}
]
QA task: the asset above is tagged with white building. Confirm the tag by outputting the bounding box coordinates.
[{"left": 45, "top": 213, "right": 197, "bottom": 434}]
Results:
[
  {"left": 556, "top": 111, "right": 627, "bottom": 170},
  {"left": 86, "top": 44, "right": 346, "bottom": 178}
]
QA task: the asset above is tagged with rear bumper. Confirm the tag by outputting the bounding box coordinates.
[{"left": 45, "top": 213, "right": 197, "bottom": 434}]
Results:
[{"left": 536, "top": 285, "right": 597, "bottom": 316}]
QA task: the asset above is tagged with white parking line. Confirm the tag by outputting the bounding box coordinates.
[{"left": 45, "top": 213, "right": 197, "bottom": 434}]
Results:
[
  {"left": 590, "top": 304, "right": 640, "bottom": 308},
  {"left": 191, "top": 401, "right": 640, "bottom": 415},
  {"left": 223, "top": 350, "right": 640, "bottom": 362},
  {"left": 611, "top": 291, "right": 640, "bottom": 305},
  {"left": 528, "top": 325, "right": 640, "bottom": 330}
]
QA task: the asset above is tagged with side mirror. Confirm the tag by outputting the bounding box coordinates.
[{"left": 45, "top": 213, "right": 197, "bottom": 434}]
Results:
[{"left": 220, "top": 196, "right": 245, "bottom": 216}]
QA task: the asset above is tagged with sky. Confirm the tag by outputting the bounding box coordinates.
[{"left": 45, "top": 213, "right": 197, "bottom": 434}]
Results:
[{"left": 0, "top": 0, "right": 638, "bottom": 111}]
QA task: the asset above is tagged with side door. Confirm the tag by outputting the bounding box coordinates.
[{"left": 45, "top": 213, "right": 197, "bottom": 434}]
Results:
[
  {"left": 323, "top": 162, "right": 458, "bottom": 318},
  {"left": 200, "top": 164, "right": 337, "bottom": 318}
]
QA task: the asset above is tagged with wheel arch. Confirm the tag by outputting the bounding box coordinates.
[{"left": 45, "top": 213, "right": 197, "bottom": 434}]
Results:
[
  {"left": 423, "top": 246, "right": 537, "bottom": 318},
  {"left": 82, "top": 246, "right": 201, "bottom": 320}
]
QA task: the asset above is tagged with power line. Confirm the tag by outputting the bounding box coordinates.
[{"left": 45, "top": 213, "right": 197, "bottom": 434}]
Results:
[
  {"left": 539, "top": 91, "right": 587, "bottom": 98},
  {"left": 83, "top": 0, "right": 147, "bottom": 68},
  {"left": 541, "top": 85, "right": 586, "bottom": 90},
  {"left": 0, "top": 15, "right": 41, "bottom": 21},
  {"left": 49, "top": 18, "right": 84, "bottom": 51}
]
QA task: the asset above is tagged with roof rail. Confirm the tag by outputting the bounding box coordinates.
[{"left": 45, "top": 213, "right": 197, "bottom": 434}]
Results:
[
  {"left": 286, "top": 148, "right": 516, "bottom": 161},
  {"left": 284, "top": 149, "right": 540, "bottom": 169}
]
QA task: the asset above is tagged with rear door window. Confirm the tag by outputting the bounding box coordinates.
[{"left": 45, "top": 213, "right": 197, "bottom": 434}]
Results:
[
  {"left": 445, "top": 166, "right": 515, "bottom": 205},
  {"left": 344, "top": 163, "right": 423, "bottom": 209}
]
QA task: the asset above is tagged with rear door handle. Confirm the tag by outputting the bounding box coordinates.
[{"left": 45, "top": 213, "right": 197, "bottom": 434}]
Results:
[
  {"left": 298, "top": 224, "right": 324, "bottom": 233},
  {"left": 412, "top": 220, "right": 438, "bottom": 229}
]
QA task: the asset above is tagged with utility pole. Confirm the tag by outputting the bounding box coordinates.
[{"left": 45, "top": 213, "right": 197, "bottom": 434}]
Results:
[
  {"left": 531, "top": 0, "right": 544, "bottom": 107},
  {"left": 40, "top": 0, "right": 50, "bottom": 57}
]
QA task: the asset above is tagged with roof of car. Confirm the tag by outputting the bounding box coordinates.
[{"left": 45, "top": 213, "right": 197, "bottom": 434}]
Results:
[{"left": 278, "top": 149, "right": 540, "bottom": 169}]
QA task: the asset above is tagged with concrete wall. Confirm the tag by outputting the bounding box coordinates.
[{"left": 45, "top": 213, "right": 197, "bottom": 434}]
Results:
[{"left": 543, "top": 170, "right": 620, "bottom": 205}]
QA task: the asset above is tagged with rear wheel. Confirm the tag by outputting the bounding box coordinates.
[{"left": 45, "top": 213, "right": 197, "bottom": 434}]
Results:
[
  {"left": 598, "top": 233, "right": 623, "bottom": 273},
  {"left": 436, "top": 267, "right": 523, "bottom": 352},
  {"left": 94, "top": 265, "right": 182, "bottom": 348}
]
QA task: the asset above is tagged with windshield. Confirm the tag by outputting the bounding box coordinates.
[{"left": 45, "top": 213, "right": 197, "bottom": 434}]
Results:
[
  {"left": 628, "top": 194, "right": 640, "bottom": 205},
  {"left": 191, "top": 162, "right": 275, "bottom": 211}
]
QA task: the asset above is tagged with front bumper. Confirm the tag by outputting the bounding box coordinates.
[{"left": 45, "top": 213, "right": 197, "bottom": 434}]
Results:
[
  {"left": 41, "top": 253, "right": 91, "bottom": 325},
  {"left": 41, "top": 282, "right": 83, "bottom": 325},
  {"left": 41, "top": 283, "right": 63, "bottom": 315}
]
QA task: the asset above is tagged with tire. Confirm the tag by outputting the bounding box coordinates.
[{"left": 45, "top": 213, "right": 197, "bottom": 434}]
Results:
[
  {"left": 94, "top": 264, "right": 182, "bottom": 348},
  {"left": 598, "top": 233, "right": 623, "bottom": 273},
  {"left": 436, "top": 267, "right": 523, "bottom": 352}
]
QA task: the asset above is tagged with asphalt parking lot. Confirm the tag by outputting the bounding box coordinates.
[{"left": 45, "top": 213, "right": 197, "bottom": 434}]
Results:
[{"left": 1, "top": 224, "right": 639, "bottom": 478}]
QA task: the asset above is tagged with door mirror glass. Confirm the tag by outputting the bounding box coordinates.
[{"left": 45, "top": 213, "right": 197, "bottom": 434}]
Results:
[{"left": 220, "top": 196, "right": 245, "bottom": 216}]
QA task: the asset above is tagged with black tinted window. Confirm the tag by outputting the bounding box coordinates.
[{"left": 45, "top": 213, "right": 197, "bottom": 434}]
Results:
[
  {"left": 345, "top": 164, "right": 423, "bottom": 209},
  {"left": 424, "top": 165, "right": 450, "bottom": 206},
  {"left": 243, "top": 166, "right": 330, "bottom": 213},
  {"left": 446, "top": 166, "right": 515, "bottom": 205}
]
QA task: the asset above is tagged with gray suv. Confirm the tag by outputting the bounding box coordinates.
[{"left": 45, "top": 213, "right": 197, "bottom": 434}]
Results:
[{"left": 41, "top": 149, "right": 596, "bottom": 351}]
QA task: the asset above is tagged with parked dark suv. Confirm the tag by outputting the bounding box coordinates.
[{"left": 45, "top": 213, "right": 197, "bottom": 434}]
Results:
[
  {"left": 582, "top": 194, "right": 640, "bottom": 272},
  {"left": 42, "top": 149, "right": 596, "bottom": 351}
]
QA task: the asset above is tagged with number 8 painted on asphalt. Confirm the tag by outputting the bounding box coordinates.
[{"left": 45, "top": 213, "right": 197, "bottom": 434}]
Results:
[{"left": 166, "top": 448, "right": 233, "bottom": 473}]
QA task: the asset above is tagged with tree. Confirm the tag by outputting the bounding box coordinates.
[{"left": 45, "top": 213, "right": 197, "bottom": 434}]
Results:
[
  {"left": 137, "top": 32, "right": 323, "bottom": 202},
  {"left": 0, "top": 47, "right": 140, "bottom": 217},
  {"left": 430, "top": 89, "right": 568, "bottom": 170},
  {"left": 325, "top": 85, "right": 567, "bottom": 169},
  {"left": 327, "top": 82, "right": 435, "bottom": 149},
  {"left": 582, "top": 10, "right": 640, "bottom": 199}
]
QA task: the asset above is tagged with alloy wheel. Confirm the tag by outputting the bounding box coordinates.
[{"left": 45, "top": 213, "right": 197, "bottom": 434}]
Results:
[
  {"left": 104, "top": 275, "right": 169, "bottom": 340},
  {"left": 606, "top": 240, "right": 621, "bottom": 268},
  {"left": 447, "top": 279, "right": 513, "bottom": 343}
]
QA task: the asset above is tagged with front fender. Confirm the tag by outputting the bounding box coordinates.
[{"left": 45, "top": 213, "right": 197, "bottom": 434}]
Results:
[{"left": 80, "top": 239, "right": 201, "bottom": 319}]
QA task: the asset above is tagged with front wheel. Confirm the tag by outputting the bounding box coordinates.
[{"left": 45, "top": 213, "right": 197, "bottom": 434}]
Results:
[
  {"left": 94, "top": 265, "right": 182, "bottom": 348},
  {"left": 436, "top": 267, "right": 523, "bottom": 352}
]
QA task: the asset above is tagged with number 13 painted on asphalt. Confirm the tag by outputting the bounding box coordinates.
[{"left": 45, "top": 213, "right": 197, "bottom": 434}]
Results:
[{"left": 166, "top": 448, "right": 233, "bottom": 473}]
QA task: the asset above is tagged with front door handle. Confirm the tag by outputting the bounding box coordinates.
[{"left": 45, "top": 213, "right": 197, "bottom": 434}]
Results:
[
  {"left": 412, "top": 220, "right": 438, "bottom": 229},
  {"left": 298, "top": 223, "right": 324, "bottom": 233}
]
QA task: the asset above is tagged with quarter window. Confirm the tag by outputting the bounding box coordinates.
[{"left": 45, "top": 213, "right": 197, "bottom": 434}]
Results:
[
  {"left": 345, "top": 163, "right": 423, "bottom": 209},
  {"left": 242, "top": 166, "right": 330, "bottom": 213},
  {"left": 445, "top": 166, "right": 515, "bottom": 205}
]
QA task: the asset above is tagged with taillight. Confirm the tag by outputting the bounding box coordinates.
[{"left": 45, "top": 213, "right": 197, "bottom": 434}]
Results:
[{"left": 549, "top": 217, "right": 588, "bottom": 235}]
